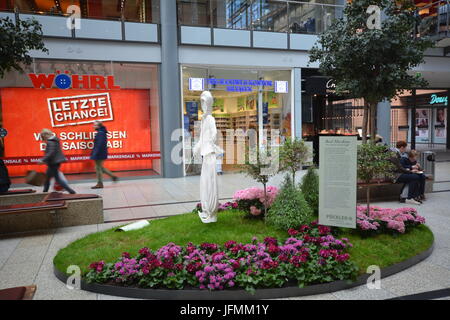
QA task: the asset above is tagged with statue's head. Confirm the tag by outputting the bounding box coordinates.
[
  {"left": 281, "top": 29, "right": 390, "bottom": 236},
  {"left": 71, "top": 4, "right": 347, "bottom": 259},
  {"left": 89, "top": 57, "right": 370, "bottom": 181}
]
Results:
[{"left": 200, "top": 91, "right": 213, "bottom": 114}]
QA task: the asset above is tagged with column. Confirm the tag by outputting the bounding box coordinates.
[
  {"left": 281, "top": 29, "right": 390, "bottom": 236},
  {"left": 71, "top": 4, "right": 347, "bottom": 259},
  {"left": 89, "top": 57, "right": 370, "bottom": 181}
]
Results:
[
  {"left": 293, "top": 68, "right": 302, "bottom": 138},
  {"left": 160, "top": 0, "right": 184, "bottom": 178},
  {"left": 377, "top": 98, "right": 391, "bottom": 145}
]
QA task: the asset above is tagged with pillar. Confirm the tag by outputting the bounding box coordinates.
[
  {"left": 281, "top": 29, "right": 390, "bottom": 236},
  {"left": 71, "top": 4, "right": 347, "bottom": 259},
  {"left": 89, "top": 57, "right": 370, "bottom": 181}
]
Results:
[
  {"left": 377, "top": 98, "right": 391, "bottom": 145},
  {"left": 160, "top": 0, "right": 184, "bottom": 178}
]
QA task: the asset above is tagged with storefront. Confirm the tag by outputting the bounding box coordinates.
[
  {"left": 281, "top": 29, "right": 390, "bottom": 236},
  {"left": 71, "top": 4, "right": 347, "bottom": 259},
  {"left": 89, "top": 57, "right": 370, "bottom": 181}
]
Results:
[
  {"left": 391, "top": 89, "right": 450, "bottom": 150},
  {"left": 0, "top": 59, "right": 162, "bottom": 178},
  {"left": 181, "top": 66, "right": 292, "bottom": 175},
  {"left": 302, "top": 69, "right": 364, "bottom": 162}
]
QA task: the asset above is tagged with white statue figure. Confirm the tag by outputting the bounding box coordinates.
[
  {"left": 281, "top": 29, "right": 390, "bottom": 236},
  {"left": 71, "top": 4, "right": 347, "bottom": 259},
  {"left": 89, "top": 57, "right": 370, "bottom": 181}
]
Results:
[{"left": 193, "top": 91, "right": 222, "bottom": 223}]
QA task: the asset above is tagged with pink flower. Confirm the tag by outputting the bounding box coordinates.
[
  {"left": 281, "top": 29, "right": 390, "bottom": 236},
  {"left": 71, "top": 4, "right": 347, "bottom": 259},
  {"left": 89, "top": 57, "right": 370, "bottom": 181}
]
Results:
[{"left": 250, "top": 206, "right": 262, "bottom": 216}]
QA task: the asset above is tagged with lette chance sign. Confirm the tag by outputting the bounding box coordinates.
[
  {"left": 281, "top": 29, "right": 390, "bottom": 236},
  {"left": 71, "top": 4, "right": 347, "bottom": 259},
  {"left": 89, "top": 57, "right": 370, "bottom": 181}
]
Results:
[
  {"left": 48, "top": 92, "right": 113, "bottom": 127},
  {"left": 318, "top": 136, "right": 357, "bottom": 228}
]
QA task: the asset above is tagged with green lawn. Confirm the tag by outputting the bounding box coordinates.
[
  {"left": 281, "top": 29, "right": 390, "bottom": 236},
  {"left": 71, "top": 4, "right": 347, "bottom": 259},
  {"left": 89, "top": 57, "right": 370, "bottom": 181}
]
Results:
[{"left": 54, "top": 210, "right": 434, "bottom": 276}]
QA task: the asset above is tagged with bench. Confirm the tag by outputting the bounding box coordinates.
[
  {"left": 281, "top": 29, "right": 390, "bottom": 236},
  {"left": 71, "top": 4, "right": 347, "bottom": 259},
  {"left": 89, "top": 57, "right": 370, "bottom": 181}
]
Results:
[
  {"left": 44, "top": 192, "right": 100, "bottom": 202},
  {"left": 0, "top": 201, "right": 67, "bottom": 234},
  {"left": 357, "top": 178, "right": 433, "bottom": 202},
  {"left": 0, "top": 189, "right": 36, "bottom": 196},
  {"left": 0, "top": 192, "right": 103, "bottom": 234},
  {"left": 0, "top": 285, "right": 37, "bottom": 300},
  {"left": 0, "top": 201, "right": 67, "bottom": 215}
]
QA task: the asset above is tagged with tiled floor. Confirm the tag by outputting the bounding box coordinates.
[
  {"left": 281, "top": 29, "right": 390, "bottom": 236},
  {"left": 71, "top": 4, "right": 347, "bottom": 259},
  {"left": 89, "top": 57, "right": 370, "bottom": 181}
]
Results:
[{"left": 1, "top": 169, "right": 450, "bottom": 300}]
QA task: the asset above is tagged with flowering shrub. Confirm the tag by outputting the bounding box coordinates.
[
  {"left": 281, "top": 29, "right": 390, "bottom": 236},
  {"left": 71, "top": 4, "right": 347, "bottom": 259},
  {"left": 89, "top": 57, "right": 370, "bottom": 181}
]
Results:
[
  {"left": 232, "top": 186, "right": 279, "bottom": 218},
  {"left": 85, "top": 222, "right": 358, "bottom": 293},
  {"left": 356, "top": 206, "right": 425, "bottom": 236},
  {"left": 266, "top": 175, "right": 313, "bottom": 230}
]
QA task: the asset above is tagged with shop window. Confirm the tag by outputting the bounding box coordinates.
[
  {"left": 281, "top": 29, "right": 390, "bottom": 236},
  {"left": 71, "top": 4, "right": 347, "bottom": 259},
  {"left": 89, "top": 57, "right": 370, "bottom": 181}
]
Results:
[
  {"left": 212, "top": 0, "right": 251, "bottom": 29},
  {"left": 124, "top": 0, "right": 160, "bottom": 23},
  {"left": 0, "top": 0, "right": 14, "bottom": 11},
  {"left": 251, "top": 0, "right": 287, "bottom": 32},
  {"left": 182, "top": 66, "right": 291, "bottom": 175},
  {"left": 0, "top": 59, "right": 161, "bottom": 177},
  {"left": 10, "top": 0, "right": 160, "bottom": 23},
  {"left": 177, "top": 0, "right": 211, "bottom": 27},
  {"left": 289, "top": 0, "right": 342, "bottom": 34},
  {"left": 391, "top": 89, "right": 448, "bottom": 149}
]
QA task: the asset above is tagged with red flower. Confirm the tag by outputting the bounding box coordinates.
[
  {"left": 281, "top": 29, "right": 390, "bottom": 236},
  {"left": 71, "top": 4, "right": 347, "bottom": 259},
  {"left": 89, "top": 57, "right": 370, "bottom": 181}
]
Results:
[
  {"left": 224, "top": 240, "right": 237, "bottom": 249},
  {"left": 288, "top": 228, "right": 299, "bottom": 236},
  {"left": 186, "top": 262, "right": 202, "bottom": 273},
  {"left": 89, "top": 261, "right": 105, "bottom": 273},
  {"left": 318, "top": 225, "right": 332, "bottom": 235},
  {"left": 290, "top": 252, "right": 309, "bottom": 267},
  {"left": 138, "top": 247, "right": 150, "bottom": 257},
  {"left": 267, "top": 244, "right": 280, "bottom": 255},
  {"left": 299, "top": 225, "right": 310, "bottom": 233},
  {"left": 336, "top": 253, "right": 350, "bottom": 262},
  {"left": 122, "top": 252, "right": 131, "bottom": 259},
  {"left": 200, "top": 243, "right": 218, "bottom": 252},
  {"left": 263, "top": 237, "right": 278, "bottom": 246},
  {"left": 230, "top": 244, "right": 244, "bottom": 254}
]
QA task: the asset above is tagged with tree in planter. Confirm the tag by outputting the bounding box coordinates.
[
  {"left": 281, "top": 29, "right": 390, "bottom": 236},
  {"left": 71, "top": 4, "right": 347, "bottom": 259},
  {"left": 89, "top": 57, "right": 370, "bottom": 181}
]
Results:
[
  {"left": 301, "top": 166, "right": 319, "bottom": 217},
  {"left": 0, "top": 17, "right": 48, "bottom": 78},
  {"left": 241, "top": 147, "right": 278, "bottom": 217},
  {"left": 266, "top": 174, "right": 313, "bottom": 230},
  {"left": 309, "top": 0, "right": 432, "bottom": 143},
  {"left": 279, "top": 137, "right": 311, "bottom": 185},
  {"left": 357, "top": 143, "right": 395, "bottom": 213}
]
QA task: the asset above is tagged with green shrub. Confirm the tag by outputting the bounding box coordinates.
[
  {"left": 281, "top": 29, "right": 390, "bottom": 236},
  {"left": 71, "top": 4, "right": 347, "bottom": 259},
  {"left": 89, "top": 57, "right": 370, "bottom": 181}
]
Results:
[
  {"left": 300, "top": 167, "right": 319, "bottom": 217},
  {"left": 266, "top": 175, "right": 313, "bottom": 230}
]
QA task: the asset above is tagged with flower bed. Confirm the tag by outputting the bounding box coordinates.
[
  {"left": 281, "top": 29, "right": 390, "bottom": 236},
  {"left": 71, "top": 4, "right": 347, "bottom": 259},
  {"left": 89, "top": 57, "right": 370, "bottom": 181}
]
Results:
[
  {"left": 85, "top": 222, "right": 358, "bottom": 293},
  {"left": 356, "top": 206, "right": 426, "bottom": 236}
]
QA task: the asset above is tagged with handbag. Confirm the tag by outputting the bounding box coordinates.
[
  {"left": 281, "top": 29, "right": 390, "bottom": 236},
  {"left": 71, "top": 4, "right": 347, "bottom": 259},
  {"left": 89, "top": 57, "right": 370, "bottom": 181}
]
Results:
[{"left": 25, "top": 170, "right": 47, "bottom": 186}]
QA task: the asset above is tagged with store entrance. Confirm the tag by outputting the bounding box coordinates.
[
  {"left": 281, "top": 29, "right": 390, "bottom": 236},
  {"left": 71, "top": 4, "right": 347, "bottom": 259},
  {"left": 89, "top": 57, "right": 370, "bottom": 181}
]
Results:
[
  {"left": 391, "top": 89, "right": 448, "bottom": 151},
  {"left": 303, "top": 74, "right": 365, "bottom": 163},
  {"left": 182, "top": 67, "right": 291, "bottom": 175}
]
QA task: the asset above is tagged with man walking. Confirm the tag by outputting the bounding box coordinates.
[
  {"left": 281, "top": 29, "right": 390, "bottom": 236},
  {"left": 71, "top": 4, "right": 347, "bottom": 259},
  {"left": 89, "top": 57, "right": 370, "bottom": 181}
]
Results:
[
  {"left": 91, "top": 121, "right": 118, "bottom": 189},
  {"left": 39, "top": 129, "right": 76, "bottom": 194}
]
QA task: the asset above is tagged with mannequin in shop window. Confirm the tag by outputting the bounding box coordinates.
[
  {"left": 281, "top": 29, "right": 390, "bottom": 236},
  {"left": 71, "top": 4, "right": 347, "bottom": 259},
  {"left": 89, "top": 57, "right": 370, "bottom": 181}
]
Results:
[{"left": 193, "top": 91, "right": 223, "bottom": 223}]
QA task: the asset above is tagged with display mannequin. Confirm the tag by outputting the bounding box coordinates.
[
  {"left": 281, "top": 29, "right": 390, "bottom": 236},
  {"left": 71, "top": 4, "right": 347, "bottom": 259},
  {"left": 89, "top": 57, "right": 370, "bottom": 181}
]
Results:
[{"left": 193, "top": 91, "right": 222, "bottom": 223}]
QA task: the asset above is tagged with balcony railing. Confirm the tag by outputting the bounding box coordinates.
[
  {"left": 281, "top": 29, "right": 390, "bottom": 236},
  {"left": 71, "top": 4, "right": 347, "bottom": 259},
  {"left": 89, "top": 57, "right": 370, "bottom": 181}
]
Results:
[
  {"left": 416, "top": 0, "right": 450, "bottom": 40},
  {"left": 177, "top": 0, "right": 344, "bottom": 35}
]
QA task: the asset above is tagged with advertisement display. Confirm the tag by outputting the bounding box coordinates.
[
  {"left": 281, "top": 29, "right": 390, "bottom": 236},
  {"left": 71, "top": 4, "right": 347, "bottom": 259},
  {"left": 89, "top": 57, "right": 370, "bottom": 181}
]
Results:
[
  {"left": 434, "top": 107, "right": 447, "bottom": 143},
  {"left": 0, "top": 87, "right": 159, "bottom": 176},
  {"left": 319, "top": 136, "right": 357, "bottom": 228}
]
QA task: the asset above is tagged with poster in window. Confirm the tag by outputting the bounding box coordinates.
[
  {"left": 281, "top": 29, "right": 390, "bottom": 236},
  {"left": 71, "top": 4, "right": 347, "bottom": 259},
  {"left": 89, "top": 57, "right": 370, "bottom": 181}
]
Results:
[{"left": 0, "top": 88, "right": 157, "bottom": 177}]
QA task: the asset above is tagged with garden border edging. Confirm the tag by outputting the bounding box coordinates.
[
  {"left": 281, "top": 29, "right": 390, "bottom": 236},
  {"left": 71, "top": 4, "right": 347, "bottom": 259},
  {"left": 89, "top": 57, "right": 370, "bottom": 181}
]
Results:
[{"left": 53, "top": 242, "right": 434, "bottom": 300}]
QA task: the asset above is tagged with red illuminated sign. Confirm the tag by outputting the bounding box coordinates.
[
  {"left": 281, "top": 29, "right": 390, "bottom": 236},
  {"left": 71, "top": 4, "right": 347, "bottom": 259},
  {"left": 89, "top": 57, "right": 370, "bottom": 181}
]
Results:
[{"left": 28, "top": 72, "right": 121, "bottom": 90}]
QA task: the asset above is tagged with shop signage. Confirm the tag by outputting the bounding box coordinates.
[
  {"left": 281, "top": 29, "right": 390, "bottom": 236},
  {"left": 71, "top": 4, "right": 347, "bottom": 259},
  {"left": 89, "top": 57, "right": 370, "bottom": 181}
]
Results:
[
  {"left": 188, "top": 78, "right": 288, "bottom": 93},
  {"left": 47, "top": 92, "right": 114, "bottom": 127},
  {"left": 429, "top": 94, "right": 448, "bottom": 106},
  {"left": 0, "top": 87, "right": 156, "bottom": 177},
  {"left": 1, "top": 152, "right": 161, "bottom": 166},
  {"left": 28, "top": 72, "right": 121, "bottom": 90},
  {"left": 319, "top": 136, "right": 357, "bottom": 228},
  {"left": 189, "top": 78, "right": 205, "bottom": 91}
]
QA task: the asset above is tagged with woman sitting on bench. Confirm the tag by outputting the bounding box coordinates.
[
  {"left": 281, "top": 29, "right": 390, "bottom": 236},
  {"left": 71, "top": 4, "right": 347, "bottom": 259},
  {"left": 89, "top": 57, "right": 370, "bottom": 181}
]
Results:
[
  {"left": 401, "top": 150, "right": 427, "bottom": 201},
  {"left": 389, "top": 141, "right": 422, "bottom": 205}
]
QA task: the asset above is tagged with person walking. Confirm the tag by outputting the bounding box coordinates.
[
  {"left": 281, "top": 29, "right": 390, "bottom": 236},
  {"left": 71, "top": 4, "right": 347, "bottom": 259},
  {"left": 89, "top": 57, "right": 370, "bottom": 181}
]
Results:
[
  {"left": 0, "top": 159, "right": 11, "bottom": 193},
  {"left": 90, "top": 121, "right": 118, "bottom": 189},
  {"left": 39, "top": 129, "right": 76, "bottom": 194}
]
